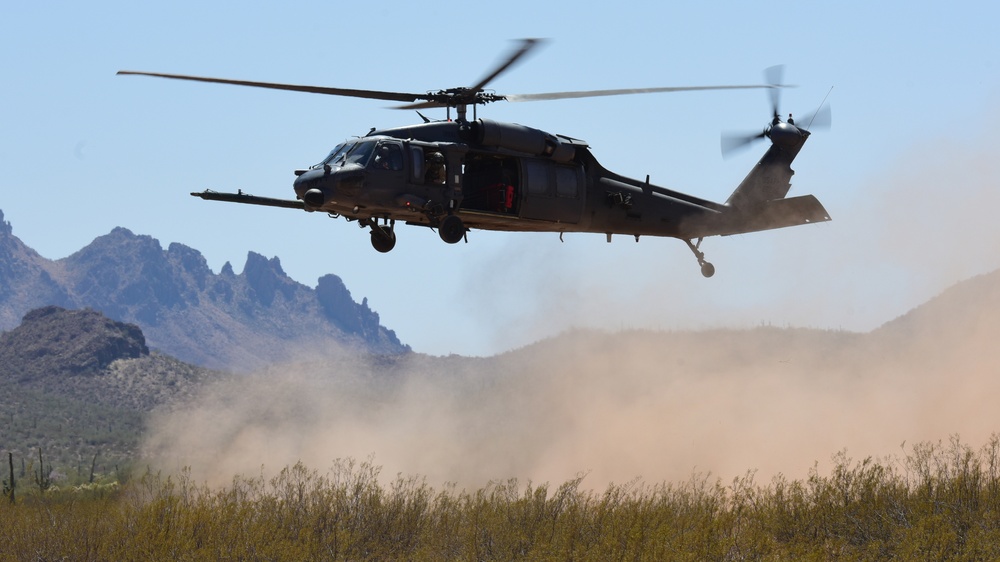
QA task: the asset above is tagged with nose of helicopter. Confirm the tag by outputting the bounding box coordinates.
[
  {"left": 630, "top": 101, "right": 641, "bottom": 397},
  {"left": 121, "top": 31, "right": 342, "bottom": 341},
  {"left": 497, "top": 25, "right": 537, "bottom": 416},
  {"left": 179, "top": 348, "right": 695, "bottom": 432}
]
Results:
[
  {"left": 293, "top": 168, "right": 328, "bottom": 209},
  {"left": 293, "top": 165, "right": 367, "bottom": 210}
]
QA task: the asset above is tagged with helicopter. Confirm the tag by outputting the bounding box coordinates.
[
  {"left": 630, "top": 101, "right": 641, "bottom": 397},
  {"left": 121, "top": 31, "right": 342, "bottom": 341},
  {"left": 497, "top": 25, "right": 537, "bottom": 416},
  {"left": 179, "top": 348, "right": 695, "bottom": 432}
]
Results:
[{"left": 118, "top": 39, "right": 830, "bottom": 278}]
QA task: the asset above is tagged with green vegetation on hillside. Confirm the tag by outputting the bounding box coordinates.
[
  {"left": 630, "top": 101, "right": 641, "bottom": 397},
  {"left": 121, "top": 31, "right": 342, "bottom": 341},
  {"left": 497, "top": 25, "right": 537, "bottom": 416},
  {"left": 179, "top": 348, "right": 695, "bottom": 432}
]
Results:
[
  {"left": 0, "top": 306, "right": 221, "bottom": 479},
  {"left": 2, "top": 436, "right": 1000, "bottom": 560},
  {"left": 0, "top": 348, "right": 204, "bottom": 480},
  {"left": 0, "top": 384, "right": 142, "bottom": 480}
]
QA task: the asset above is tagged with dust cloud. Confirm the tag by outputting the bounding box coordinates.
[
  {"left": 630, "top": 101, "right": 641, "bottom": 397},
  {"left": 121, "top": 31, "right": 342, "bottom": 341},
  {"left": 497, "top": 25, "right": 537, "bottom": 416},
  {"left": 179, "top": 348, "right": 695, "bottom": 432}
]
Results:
[
  {"left": 144, "top": 307, "right": 1000, "bottom": 489},
  {"left": 144, "top": 121, "right": 1000, "bottom": 490}
]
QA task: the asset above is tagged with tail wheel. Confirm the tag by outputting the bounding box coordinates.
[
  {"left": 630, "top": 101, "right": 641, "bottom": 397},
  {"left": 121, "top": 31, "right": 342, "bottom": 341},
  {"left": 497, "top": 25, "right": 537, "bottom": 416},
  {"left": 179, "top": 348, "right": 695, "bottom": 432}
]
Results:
[
  {"left": 438, "top": 215, "right": 465, "bottom": 244},
  {"left": 684, "top": 238, "right": 716, "bottom": 278}
]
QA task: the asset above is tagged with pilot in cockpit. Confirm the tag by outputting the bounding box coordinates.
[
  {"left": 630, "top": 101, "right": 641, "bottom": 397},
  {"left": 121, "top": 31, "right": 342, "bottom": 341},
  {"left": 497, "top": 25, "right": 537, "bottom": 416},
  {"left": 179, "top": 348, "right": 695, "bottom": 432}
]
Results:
[{"left": 373, "top": 144, "right": 403, "bottom": 171}]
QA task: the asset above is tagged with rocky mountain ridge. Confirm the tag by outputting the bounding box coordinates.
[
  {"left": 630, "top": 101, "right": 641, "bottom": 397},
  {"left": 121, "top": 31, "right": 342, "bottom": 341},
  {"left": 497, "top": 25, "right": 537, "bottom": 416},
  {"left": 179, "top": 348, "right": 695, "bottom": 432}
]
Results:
[
  {"left": 0, "top": 306, "right": 214, "bottom": 409},
  {"left": 0, "top": 306, "right": 148, "bottom": 382},
  {"left": 0, "top": 209, "right": 407, "bottom": 371}
]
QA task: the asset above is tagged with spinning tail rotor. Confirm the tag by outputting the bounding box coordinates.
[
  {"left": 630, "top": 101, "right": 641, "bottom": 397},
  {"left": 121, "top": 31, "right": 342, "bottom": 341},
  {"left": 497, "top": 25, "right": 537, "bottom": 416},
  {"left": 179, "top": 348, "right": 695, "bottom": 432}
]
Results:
[{"left": 721, "top": 66, "right": 831, "bottom": 159}]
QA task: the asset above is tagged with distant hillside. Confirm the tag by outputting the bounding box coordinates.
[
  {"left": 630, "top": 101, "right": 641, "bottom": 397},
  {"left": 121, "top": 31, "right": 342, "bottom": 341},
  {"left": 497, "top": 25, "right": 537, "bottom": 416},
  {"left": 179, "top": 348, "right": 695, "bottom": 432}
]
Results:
[
  {"left": 869, "top": 269, "right": 1000, "bottom": 368},
  {"left": 0, "top": 212, "right": 73, "bottom": 327},
  {"left": 0, "top": 209, "right": 408, "bottom": 371},
  {"left": 0, "top": 306, "right": 147, "bottom": 382},
  {"left": 0, "top": 306, "right": 223, "bottom": 476}
]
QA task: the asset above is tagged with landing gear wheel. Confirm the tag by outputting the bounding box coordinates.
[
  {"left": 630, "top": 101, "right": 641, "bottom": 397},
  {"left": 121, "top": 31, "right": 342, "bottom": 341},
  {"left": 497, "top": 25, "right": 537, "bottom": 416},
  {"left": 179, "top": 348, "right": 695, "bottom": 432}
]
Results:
[
  {"left": 438, "top": 215, "right": 465, "bottom": 244},
  {"left": 684, "top": 238, "right": 716, "bottom": 279},
  {"left": 370, "top": 226, "right": 396, "bottom": 253}
]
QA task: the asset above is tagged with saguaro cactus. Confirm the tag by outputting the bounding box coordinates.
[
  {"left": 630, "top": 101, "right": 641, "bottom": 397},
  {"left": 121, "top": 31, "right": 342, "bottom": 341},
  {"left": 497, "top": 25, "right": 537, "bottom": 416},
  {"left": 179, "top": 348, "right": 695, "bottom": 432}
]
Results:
[
  {"left": 34, "top": 449, "right": 50, "bottom": 494},
  {"left": 3, "top": 452, "right": 13, "bottom": 503}
]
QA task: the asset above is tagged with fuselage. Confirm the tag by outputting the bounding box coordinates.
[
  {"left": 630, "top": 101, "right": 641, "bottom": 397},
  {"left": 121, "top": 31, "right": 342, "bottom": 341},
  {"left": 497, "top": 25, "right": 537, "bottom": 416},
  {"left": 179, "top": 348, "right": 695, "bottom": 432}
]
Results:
[{"left": 292, "top": 120, "right": 738, "bottom": 240}]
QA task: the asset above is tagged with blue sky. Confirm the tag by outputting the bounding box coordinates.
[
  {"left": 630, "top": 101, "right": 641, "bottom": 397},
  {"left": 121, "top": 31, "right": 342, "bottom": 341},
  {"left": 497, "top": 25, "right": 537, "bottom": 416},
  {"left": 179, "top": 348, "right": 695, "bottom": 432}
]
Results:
[{"left": 3, "top": 1, "right": 1000, "bottom": 356}]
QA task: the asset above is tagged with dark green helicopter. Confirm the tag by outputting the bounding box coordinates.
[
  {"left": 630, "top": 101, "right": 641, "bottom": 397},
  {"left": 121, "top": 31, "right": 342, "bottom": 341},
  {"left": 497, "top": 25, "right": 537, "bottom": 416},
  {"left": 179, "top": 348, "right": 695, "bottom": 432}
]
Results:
[{"left": 118, "top": 39, "right": 830, "bottom": 277}]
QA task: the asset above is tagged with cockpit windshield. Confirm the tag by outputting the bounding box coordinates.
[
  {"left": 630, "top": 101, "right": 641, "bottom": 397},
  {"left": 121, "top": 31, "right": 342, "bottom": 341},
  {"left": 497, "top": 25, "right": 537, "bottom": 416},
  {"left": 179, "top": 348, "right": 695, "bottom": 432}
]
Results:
[
  {"left": 314, "top": 143, "right": 348, "bottom": 168},
  {"left": 312, "top": 140, "right": 377, "bottom": 169}
]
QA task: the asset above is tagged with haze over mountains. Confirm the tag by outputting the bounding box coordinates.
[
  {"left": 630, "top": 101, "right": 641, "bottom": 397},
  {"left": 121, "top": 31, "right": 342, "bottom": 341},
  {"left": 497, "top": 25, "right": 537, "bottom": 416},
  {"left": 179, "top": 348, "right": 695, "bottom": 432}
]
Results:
[{"left": 0, "top": 209, "right": 406, "bottom": 371}]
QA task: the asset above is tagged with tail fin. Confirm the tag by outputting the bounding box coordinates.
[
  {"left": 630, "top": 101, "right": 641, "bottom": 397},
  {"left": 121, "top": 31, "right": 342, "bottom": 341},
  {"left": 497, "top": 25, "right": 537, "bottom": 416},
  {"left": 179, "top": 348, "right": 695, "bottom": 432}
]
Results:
[
  {"left": 725, "top": 135, "right": 806, "bottom": 208},
  {"left": 707, "top": 124, "right": 831, "bottom": 236}
]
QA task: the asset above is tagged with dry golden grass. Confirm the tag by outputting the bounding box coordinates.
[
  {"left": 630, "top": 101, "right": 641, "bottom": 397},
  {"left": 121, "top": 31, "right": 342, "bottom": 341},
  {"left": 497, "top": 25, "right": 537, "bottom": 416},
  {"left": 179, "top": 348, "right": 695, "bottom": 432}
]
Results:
[{"left": 3, "top": 436, "right": 1000, "bottom": 560}]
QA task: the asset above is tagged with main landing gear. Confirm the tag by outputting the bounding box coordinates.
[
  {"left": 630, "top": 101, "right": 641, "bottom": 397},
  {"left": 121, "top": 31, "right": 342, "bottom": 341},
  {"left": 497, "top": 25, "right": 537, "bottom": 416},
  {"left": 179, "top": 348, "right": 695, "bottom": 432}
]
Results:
[
  {"left": 366, "top": 218, "right": 396, "bottom": 253},
  {"left": 684, "top": 238, "right": 716, "bottom": 278},
  {"left": 437, "top": 214, "right": 466, "bottom": 244},
  {"left": 363, "top": 214, "right": 466, "bottom": 252}
]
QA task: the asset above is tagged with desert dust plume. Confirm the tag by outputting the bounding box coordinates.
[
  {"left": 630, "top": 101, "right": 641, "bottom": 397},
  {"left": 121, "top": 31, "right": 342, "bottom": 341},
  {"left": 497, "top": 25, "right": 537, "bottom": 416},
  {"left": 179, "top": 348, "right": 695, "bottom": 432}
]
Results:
[{"left": 143, "top": 309, "right": 1000, "bottom": 490}]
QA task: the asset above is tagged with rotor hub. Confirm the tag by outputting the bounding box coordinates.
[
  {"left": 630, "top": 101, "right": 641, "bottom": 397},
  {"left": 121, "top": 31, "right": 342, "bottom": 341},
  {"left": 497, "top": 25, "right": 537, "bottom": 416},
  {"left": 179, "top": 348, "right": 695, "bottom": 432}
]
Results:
[{"left": 767, "top": 121, "right": 807, "bottom": 148}]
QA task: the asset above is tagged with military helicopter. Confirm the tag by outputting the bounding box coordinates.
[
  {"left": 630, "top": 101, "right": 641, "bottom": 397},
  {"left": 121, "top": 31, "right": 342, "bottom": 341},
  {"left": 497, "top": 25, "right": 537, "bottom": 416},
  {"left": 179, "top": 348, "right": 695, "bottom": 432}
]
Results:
[{"left": 118, "top": 39, "right": 830, "bottom": 277}]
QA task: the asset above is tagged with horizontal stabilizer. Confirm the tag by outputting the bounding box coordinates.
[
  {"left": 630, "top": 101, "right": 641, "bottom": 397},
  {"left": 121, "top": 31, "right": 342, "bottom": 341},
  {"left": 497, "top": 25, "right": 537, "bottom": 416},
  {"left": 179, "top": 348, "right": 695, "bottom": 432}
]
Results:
[{"left": 718, "top": 195, "right": 830, "bottom": 237}]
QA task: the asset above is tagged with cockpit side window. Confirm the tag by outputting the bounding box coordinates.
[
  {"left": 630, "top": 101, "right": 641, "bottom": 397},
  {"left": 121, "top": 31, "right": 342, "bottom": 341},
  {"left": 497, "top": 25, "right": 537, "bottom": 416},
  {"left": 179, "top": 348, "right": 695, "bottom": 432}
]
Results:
[
  {"left": 344, "top": 141, "right": 377, "bottom": 166},
  {"left": 372, "top": 143, "right": 403, "bottom": 171}
]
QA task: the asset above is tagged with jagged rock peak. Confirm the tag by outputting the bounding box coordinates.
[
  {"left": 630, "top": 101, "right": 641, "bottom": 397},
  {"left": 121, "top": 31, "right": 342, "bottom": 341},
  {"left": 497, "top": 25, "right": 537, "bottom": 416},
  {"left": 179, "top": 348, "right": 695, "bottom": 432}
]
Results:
[
  {"left": 316, "top": 274, "right": 354, "bottom": 319},
  {"left": 0, "top": 209, "right": 11, "bottom": 236},
  {"left": 69, "top": 227, "right": 164, "bottom": 263},
  {"left": 111, "top": 227, "right": 160, "bottom": 249},
  {"left": 168, "top": 242, "right": 212, "bottom": 276},
  {"left": 242, "top": 251, "right": 296, "bottom": 306},
  {"left": 243, "top": 251, "right": 286, "bottom": 277}
]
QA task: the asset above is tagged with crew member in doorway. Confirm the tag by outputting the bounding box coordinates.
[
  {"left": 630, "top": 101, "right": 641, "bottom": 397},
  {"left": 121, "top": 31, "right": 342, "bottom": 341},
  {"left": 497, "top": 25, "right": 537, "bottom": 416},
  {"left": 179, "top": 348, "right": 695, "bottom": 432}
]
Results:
[{"left": 425, "top": 152, "right": 446, "bottom": 184}]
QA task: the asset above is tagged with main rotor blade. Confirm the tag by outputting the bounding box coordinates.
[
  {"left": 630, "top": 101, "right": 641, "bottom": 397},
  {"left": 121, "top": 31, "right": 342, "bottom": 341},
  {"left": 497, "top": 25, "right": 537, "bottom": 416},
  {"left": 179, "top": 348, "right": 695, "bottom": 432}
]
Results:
[
  {"left": 470, "top": 38, "right": 545, "bottom": 92},
  {"left": 504, "top": 84, "right": 784, "bottom": 103},
  {"left": 116, "top": 71, "right": 429, "bottom": 104},
  {"left": 391, "top": 83, "right": 787, "bottom": 109},
  {"left": 394, "top": 100, "right": 447, "bottom": 110}
]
